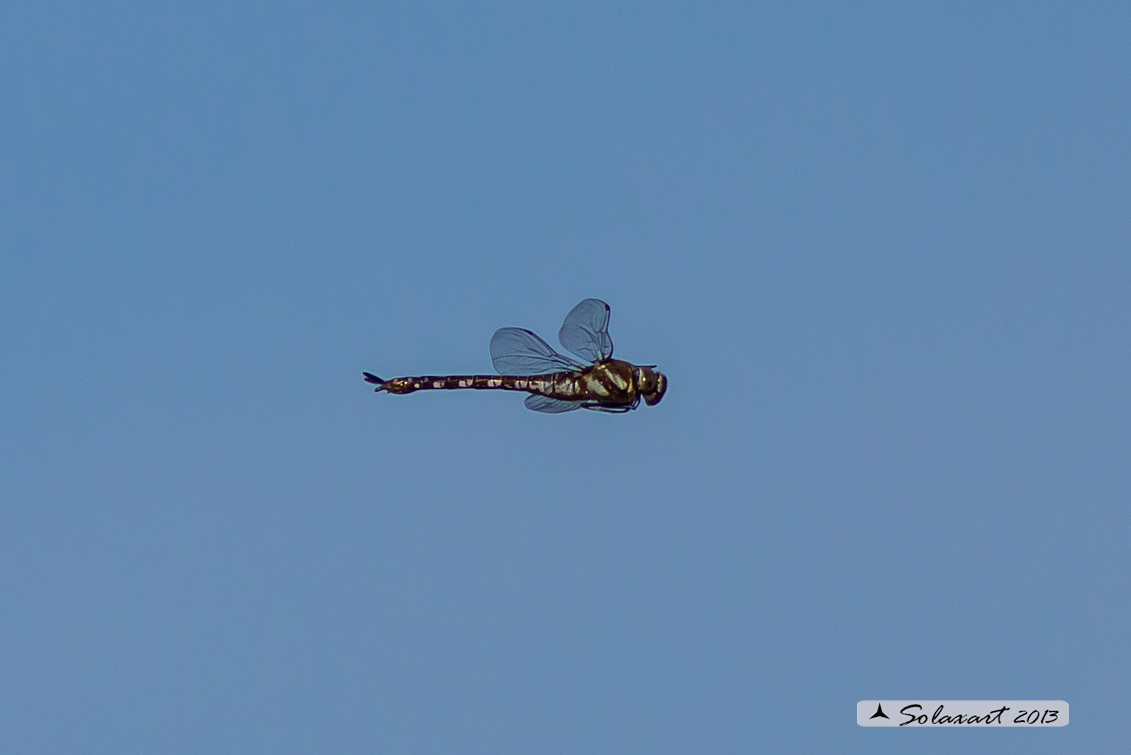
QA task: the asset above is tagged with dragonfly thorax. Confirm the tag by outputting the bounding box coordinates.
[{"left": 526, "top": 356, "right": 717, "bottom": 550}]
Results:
[
  {"left": 581, "top": 360, "right": 667, "bottom": 408},
  {"left": 584, "top": 359, "right": 637, "bottom": 405}
]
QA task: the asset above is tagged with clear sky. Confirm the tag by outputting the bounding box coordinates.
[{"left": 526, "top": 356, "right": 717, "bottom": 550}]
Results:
[{"left": 2, "top": 2, "right": 1128, "bottom": 753}]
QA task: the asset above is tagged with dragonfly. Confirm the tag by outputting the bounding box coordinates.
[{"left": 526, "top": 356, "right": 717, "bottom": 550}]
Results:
[{"left": 363, "top": 298, "right": 667, "bottom": 413}]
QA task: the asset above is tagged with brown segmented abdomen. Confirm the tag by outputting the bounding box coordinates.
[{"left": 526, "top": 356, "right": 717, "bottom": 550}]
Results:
[{"left": 376, "top": 372, "right": 582, "bottom": 397}]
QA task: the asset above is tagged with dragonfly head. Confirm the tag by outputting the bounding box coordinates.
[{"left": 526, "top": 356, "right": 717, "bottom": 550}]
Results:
[{"left": 634, "top": 365, "right": 667, "bottom": 406}]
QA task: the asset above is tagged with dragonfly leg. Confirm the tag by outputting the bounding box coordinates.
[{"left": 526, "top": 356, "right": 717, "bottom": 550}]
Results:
[{"left": 582, "top": 403, "right": 635, "bottom": 413}]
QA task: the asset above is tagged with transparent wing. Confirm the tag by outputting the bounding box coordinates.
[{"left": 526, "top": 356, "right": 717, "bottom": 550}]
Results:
[
  {"left": 524, "top": 394, "right": 584, "bottom": 413},
  {"left": 558, "top": 298, "right": 614, "bottom": 363},
  {"left": 490, "top": 327, "right": 586, "bottom": 375}
]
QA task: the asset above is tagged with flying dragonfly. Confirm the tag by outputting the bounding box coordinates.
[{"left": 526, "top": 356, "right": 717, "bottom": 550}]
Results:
[{"left": 363, "top": 298, "right": 667, "bottom": 413}]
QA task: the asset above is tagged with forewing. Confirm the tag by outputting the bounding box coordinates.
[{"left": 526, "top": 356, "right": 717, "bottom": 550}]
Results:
[
  {"left": 490, "top": 327, "right": 585, "bottom": 375},
  {"left": 558, "top": 298, "right": 614, "bottom": 363},
  {"left": 524, "top": 395, "right": 583, "bottom": 413}
]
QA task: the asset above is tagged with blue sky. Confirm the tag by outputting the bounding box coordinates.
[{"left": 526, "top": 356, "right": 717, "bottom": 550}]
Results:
[{"left": 2, "top": 2, "right": 1128, "bottom": 752}]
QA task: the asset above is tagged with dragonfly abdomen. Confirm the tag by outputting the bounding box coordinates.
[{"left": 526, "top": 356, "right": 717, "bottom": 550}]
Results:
[{"left": 364, "top": 372, "right": 581, "bottom": 397}]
